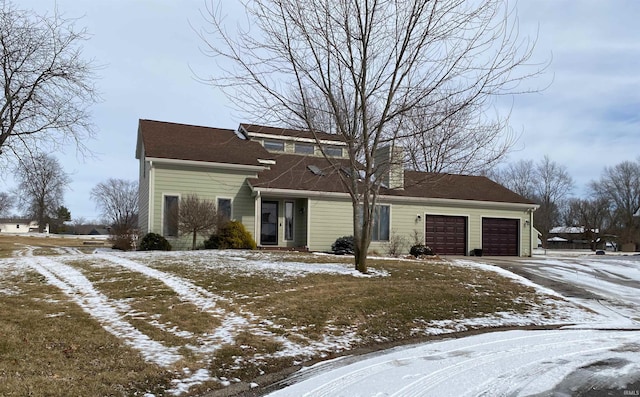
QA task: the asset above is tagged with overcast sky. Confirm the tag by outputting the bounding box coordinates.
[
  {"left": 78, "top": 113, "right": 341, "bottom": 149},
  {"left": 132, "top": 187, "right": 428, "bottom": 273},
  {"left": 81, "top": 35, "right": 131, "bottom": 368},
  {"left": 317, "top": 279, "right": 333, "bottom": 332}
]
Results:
[{"left": 4, "top": 1, "right": 640, "bottom": 221}]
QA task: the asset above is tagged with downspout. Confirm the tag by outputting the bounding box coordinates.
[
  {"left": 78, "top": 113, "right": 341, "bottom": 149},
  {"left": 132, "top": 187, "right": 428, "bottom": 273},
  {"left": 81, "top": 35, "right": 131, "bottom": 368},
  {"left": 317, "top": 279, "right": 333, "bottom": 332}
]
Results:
[
  {"left": 255, "top": 191, "right": 261, "bottom": 246},
  {"left": 148, "top": 160, "right": 154, "bottom": 233},
  {"left": 529, "top": 207, "right": 535, "bottom": 257}
]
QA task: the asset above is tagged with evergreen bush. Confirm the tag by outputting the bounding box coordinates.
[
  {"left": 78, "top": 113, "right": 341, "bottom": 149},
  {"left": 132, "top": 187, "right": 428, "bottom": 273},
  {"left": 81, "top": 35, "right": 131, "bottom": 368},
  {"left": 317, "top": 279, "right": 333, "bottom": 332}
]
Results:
[
  {"left": 409, "top": 244, "right": 434, "bottom": 257},
  {"left": 139, "top": 232, "right": 172, "bottom": 251},
  {"left": 332, "top": 235, "right": 355, "bottom": 255},
  {"left": 204, "top": 221, "right": 256, "bottom": 250}
]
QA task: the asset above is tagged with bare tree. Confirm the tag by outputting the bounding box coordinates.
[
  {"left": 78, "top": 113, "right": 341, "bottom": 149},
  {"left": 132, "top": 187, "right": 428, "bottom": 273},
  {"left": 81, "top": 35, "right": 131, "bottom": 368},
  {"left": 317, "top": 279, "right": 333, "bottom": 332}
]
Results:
[
  {"left": 200, "top": 0, "right": 542, "bottom": 272},
  {"left": 591, "top": 160, "right": 640, "bottom": 246},
  {"left": 534, "top": 156, "right": 574, "bottom": 244},
  {"left": 488, "top": 159, "right": 536, "bottom": 198},
  {"left": 175, "top": 194, "right": 218, "bottom": 250},
  {"left": 90, "top": 179, "right": 138, "bottom": 248},
  {"left": 564, "top": 197, "right": 610, "bottom": 250},
  {"left": 403, "top": 99, "right": 518, "bottom": 174},
  {"left": 492, "top": 156, "right": 573, "bottom": 245},
  {"left": 0, "top": 191, "right": 14, "bottom": 216},
  {"left": 0, "top": 1, "right": 98, "bottom": 167},
  {"left": 14, "top": 154, "right": 70, "bottom": 232}
]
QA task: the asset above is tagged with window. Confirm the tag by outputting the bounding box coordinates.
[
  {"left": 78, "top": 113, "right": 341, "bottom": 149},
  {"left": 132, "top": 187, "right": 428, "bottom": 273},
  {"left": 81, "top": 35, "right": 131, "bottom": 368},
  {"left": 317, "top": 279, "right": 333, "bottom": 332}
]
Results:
[
  {"left": 359, "top": 205, "right": 390, "bottom": 241},
  {"left": 284, "top": 201, "right": 294, "bottom": 241},
  {"left": 163, "top": 195, "right": 179, "bottom": 237},
  {"left": 217, "top": 198, "right": 232, "bottom": 222},
  {"left": 372, "top": 205, "right": 390, "bottom": 241},
  {"left": 264, "top": 140, "right": 284, "bottom": 151},
  {"left": 323, "top": 146, "right": 342, "bottom": 157},
  {"left": 295, "top": 143, "right": 314, "bottom": 154}
]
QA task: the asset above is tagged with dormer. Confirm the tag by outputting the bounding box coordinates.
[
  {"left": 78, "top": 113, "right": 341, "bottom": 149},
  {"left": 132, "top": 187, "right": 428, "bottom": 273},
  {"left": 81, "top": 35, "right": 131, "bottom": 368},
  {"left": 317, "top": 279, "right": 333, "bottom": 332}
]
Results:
[{"left": 238, "top": 123, "right": 347, "bottom": 158}]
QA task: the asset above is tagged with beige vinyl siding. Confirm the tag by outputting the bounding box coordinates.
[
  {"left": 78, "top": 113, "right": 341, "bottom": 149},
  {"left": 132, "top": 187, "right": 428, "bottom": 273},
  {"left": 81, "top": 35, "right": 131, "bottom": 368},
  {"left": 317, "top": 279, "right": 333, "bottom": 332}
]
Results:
[
  {"left": 150, "top": 164, "right": 258, "bottom": 248},
  {"left": 304, "top": 196, "right": 533, "bottom": 256},
  {"left": 378, "top": 201, "right": 533, "bottom": 257},
  {"left": 138, "top": 158, "right": 150, "bottom": 234},
  {"left": 307, "top": 197, "right": 354, "bottom": 251}
]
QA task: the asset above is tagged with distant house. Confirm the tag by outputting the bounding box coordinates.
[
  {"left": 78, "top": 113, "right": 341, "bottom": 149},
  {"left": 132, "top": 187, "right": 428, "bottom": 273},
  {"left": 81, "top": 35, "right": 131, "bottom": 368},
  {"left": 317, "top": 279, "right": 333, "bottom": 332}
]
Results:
[
  {"left": 0, "top": 218, "right": 49, "bottom": 234},
  {"left": 547, "top": 226, "right": 601, "bottom": 250},
  {"left": 72, "top": 224, "right": 111, "bottom": 236},
  {"left": 136, "top": 119, "right": 539, "bottom": 255}
]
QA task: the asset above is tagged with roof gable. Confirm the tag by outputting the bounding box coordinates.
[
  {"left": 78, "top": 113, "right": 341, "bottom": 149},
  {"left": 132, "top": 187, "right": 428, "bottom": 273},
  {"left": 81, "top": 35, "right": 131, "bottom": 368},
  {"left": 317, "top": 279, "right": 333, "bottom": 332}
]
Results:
[{"left": 137, "top": 119, "right": 272, "bottom": 167}]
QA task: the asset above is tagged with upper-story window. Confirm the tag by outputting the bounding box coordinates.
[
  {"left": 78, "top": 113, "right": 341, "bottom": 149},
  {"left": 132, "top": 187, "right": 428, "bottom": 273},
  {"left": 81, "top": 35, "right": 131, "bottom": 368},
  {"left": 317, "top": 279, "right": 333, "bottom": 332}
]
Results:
[
  {"left": 295, "top": 143, "right": 314, "bottom": 155},
  {"left": 264, "top": 140, "right": 284, "bottom": 151},
  {"left": 323, "top": 146, "right": 343, "bottom": 157}
]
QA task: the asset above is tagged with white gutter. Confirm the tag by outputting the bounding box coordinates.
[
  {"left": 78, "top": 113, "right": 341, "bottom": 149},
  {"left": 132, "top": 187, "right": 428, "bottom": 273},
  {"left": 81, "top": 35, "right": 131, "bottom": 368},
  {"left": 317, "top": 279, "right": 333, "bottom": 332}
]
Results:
[
  {"left": 246, "top": 132, "right": 347, "bottom": 146},
  {"left": 250, "top": 186, "right": 539, "bottom": 210},
  {"left": 146, "top": 157, "right": 266, "bottom": 172}
]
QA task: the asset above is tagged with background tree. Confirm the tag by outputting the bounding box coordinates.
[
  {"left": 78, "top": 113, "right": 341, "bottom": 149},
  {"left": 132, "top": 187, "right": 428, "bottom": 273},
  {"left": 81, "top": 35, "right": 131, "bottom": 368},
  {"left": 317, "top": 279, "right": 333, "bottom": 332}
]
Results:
[
  {"left": 590, "top": 160, "right": 640, "bottom": 247},
  {"left": 174, "top": 194, "right": 218, "bottom": 250},
  {"left": 492, "top": 156, "right": 573, "bottom": 246},
  {"left": 0, "top": 0, "right": 98, "bottom": 166},
  {"left": 14, "top": 154, "right": 70, "bottom": 232},
  {"left": 200, "top": 0, "right": 542, "bottom": 272},
  {"left": 0, "top": 191, "right": 14, "bottom": 216},
  {"left": 487, "top": 159, "right": 536, "bottom": 198},
  {"left": 48, "top": 205, "right": 71, "bottom": 234},
  {"left": 533, "top": 156, "right": 574, "bottom": 246},
  {"left": 563, "top": 197, "right": 610, "bottom": 250},
  {"left": 90, "top": 179, "right": 138, "bottom": 249},
  {"left": 402, "top": 100, "right": 518, "bottom": 174}
]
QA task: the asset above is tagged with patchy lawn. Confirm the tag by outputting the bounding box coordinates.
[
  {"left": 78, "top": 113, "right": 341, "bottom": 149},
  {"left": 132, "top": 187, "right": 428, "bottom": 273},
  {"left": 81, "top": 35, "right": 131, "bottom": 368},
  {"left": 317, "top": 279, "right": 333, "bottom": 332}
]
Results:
[{"left": 0, "top": 236, "right": 586, "bottom": 396}]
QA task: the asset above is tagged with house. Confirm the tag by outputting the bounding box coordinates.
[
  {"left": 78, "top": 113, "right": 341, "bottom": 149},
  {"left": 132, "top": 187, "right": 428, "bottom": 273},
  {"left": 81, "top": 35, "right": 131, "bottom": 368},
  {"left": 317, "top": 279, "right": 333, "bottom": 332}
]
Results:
[
  {"left": 136, "top": 119, "right": 538, "bottom": 255},
  {"left": 0, "top": 218, "right": 49, "bottom": 234},
  {"left": 547, "top": 226, "right": 601, "bottom": 250}
]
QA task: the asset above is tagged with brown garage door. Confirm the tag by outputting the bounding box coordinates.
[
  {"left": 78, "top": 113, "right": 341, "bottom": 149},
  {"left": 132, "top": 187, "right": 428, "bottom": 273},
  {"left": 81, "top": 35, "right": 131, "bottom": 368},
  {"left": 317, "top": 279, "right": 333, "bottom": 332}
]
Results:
[
  {"left": 425, "top": 215, "right": 467, "bottom": 255},
  {"left": 482, "top": 218, "right": 519, "bottom": 256}
]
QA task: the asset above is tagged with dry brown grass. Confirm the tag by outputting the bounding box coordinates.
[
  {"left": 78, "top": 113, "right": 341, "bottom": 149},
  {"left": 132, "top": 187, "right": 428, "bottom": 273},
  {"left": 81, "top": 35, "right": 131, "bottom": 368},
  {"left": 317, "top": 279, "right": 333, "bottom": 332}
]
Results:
[
  {"left": 0, "top": 236, "right": 553, "bottom": 396},
  {"left": 0, "top": 270, "right": 173, "bottom": 396},
  {"left": 0, "top": 234, "right": 100, "bottom": 257}
]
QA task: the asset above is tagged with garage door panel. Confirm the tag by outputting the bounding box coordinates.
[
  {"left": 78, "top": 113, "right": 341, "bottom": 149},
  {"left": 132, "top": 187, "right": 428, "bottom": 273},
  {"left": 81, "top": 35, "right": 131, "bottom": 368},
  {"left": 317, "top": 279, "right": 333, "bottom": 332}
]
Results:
[
  {"left": 426, "top": 215, "right": 467, "bottom": 256},
  {"left": 482, "top": 218, "right": 518, "bottom": 256}
]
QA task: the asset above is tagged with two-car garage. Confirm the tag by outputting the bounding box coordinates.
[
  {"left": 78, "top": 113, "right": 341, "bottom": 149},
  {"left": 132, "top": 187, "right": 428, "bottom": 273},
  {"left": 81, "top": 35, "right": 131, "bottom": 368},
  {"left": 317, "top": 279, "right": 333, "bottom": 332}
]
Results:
[{"left": 425, "top": 215, "right": 520, "bottom": 256}]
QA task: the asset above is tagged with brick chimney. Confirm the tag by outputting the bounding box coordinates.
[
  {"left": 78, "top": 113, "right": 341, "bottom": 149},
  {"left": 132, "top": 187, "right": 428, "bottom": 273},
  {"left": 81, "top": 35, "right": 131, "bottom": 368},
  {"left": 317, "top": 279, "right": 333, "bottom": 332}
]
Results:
[{"left": 374, "top": 145, "right": 404, "bottom": 190}]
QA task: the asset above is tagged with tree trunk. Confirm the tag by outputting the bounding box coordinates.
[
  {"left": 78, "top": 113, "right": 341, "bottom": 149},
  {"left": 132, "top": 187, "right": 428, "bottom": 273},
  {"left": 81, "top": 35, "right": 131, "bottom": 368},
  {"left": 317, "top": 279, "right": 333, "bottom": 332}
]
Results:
[
  {"left": 352, "top": 199, "right": 372, "bottom": 274},
  {"left": 191, "top": 230, "right": 197, "bottom": 250}
]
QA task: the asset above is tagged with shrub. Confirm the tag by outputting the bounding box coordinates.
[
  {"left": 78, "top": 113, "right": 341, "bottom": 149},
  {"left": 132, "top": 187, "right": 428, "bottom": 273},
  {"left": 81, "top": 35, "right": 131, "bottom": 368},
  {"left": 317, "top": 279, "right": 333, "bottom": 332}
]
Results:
[
  {"left": 385, "top": 232, "right": 407, "bottom": 257},
  {"left": 109, "top": 225, "right": 136, "bottom": 251},
  {"left": 139, "top": 232, "right": 172, "bottom": 251},
  {"left": 332, "top": 235, "right": 354, "bottom": 255},
  {"left": 410, "top": 244, "right": 434, "bottom": 257},
  {"left": 204, "top": 221, "right": 256, "bottom": 250}
]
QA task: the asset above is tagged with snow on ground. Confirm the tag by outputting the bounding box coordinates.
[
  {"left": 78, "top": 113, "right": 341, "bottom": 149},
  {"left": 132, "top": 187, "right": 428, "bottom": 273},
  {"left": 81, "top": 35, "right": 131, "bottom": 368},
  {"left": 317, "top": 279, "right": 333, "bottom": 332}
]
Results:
[
  {"left": 523, "top": 255, "right": 640, "bottom": 329},
  {"left": 0, "top": 246, "right": 393, "bottom": 395},
  {"left": 3, "top": 246, "right": 634, "bottom": 396},
  {"left": 267, "top": 252, "right": 640, "bottom": 396},
  {"left": 266, "top": 329, "right": 640, "bottom": 396}
]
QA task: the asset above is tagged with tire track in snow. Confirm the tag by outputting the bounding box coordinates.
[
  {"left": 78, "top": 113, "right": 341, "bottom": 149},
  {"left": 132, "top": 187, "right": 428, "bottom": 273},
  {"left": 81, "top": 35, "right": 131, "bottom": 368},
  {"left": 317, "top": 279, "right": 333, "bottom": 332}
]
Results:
[
  {"left": 392, "top": 334, "right": 621, "bottom": 397},
  {"left": 93, "top": 253, "right": 356, "bottom": 358},
  {"left": 93, "top": 253, "right": 253, "bottom": 351},
  {"left": 25, "top": 253, "right": 182, "bottom": 367},
  {"left": 281, "top": 331, "right": 619, "bottom": 397}
]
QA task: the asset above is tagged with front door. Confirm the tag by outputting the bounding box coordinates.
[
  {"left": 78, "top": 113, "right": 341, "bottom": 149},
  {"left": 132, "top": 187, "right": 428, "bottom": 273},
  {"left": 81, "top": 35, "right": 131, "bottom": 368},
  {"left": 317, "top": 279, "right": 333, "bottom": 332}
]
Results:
[{"left": 261, "top": 201, "right": 278, "bottom": 245}]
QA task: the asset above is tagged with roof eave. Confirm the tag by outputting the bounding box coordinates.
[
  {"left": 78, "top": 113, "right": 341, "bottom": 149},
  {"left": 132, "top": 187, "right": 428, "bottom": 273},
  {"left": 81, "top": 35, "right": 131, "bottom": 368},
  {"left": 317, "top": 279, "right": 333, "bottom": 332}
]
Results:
[{"left": 146, "top": 157, "right": 266, "bottom": 172}]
